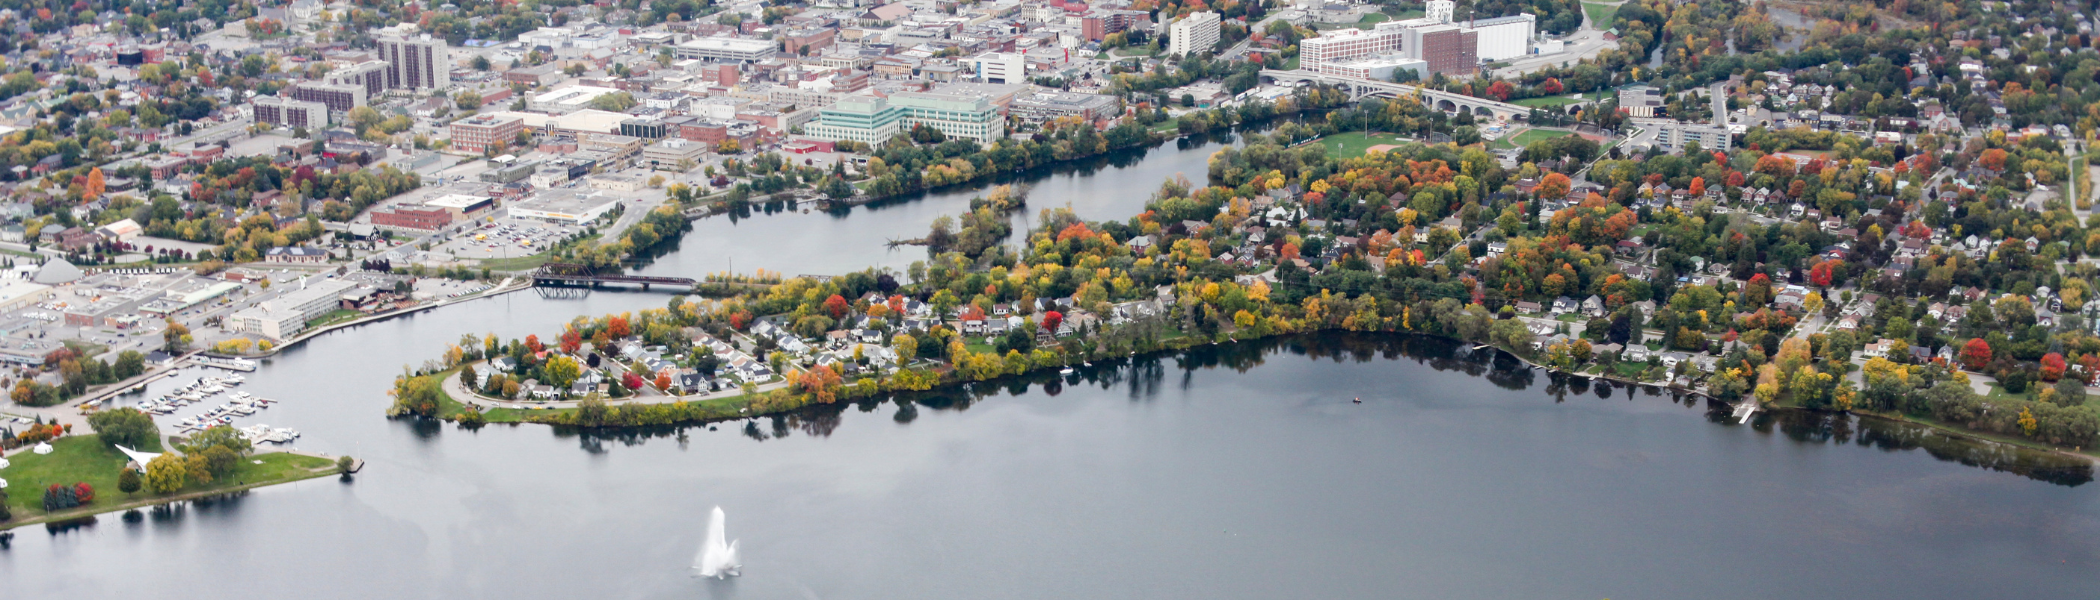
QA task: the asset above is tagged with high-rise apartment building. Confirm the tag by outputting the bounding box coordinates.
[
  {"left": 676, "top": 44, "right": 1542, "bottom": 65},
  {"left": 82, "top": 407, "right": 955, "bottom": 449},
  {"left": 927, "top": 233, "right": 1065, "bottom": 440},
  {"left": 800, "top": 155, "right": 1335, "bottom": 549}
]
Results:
[
  {"left": 378, "top": 35, "right": 450, "bottom": 91},
  {"left": 1168, "top": 12, "right": 1221, "bottom": 57},
  {"left": 327, "top": 60, "right": 390, "bottom": 97},
  {"left": 286, "top": 82, "right": 368, "bottom": 115},
  {"left": 252, "top": 96, "right": 330, "bottom": 129}
]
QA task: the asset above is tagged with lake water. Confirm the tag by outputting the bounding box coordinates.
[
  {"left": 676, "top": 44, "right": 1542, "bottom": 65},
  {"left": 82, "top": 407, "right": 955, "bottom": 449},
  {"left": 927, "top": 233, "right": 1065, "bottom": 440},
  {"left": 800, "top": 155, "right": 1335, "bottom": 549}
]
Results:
[{"left": 6, "top": 138, "right": 2100, "bottom": 599}]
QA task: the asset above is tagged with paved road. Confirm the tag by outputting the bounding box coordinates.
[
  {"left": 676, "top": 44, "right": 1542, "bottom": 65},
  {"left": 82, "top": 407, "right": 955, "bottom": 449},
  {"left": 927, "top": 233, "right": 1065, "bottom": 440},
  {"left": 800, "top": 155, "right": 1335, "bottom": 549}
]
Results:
[{"left": 1490, "top": 2, "right": 1619, "bottom": 77}]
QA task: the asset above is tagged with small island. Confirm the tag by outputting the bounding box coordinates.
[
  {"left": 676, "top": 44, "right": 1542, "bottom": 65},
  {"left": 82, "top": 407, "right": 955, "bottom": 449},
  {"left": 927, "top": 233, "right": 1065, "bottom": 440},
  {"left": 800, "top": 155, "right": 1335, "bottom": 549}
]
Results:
[{"left": 1, "top": 408, "right": 346, "bottom": 530}]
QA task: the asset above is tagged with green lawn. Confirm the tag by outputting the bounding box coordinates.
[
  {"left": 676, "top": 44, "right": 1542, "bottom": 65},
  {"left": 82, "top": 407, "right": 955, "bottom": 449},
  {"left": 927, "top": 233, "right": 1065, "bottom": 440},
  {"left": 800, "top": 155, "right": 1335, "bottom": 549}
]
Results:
[
  {"left": 1318, "top": 131, "right": 1415, "bottom": 157},
  {"left": 1, "top": 435, "right": 338, "bottom": 527},
  {"left": 1352, "top": 12, "right": 1391, "bottom": 29},
  {"left": 304, "top": 308, "right": 364, "bottom": 329},
  {"left": 1512, "top": 94, "right": 1589, "bottom": 108},
  {"left": 480, "top": 252, "right": 560, "bottom": 272},
  {"left": 1283, "top": 55, "right": 1299, "bottom": 70},
  {"left": 1582, "top": 2, "right": 1619, "bottom": 27},
  {"left": 1509, "top": 129, "right": 1575, "bottom": 148}
]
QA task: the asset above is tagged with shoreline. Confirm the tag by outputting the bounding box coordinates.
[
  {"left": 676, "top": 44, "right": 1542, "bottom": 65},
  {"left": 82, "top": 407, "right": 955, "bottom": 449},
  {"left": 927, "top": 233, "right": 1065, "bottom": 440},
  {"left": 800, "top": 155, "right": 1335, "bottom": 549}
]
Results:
[
  {"left": 0, "top": 446, "right": 346, "bottom": 532},
  {"left": 422, "top": 323, "right": 2100, "bottom": 466},
  {"left": 236, "top": 277, "right": 534, "bottom": 359}
]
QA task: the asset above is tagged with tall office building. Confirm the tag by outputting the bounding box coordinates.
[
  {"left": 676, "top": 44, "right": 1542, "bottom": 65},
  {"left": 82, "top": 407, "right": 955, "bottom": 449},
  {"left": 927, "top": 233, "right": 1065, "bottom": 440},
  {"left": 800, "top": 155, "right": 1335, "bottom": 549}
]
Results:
[
  {"left": 378, "top": 35, "right": 451, "bottom": 91},
  {"left": 1168, "top": 11, "right": 1221, "bottom": 57}
]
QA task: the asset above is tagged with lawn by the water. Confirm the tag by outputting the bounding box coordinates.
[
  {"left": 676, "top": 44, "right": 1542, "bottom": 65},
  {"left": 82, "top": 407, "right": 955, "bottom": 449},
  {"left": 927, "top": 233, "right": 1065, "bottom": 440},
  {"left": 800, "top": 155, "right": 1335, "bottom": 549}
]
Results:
[
  {"left": 1, "top": 435, "right": 338, "bottom": 527},
  {"left": 1319, "top": 132, "right": 1416, "bottom": 157}
]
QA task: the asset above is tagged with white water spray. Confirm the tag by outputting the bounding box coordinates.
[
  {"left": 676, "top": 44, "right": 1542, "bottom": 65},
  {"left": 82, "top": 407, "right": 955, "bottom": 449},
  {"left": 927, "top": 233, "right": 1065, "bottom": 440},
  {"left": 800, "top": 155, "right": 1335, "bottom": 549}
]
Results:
[{"left": 694, "top": 506, "right": 741, "bottom": 579}]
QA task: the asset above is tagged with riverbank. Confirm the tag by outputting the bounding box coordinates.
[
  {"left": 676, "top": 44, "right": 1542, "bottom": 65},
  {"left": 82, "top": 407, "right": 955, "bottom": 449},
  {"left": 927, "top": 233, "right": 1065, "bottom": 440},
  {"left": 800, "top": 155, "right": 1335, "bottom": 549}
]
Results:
[
  {"left": 0, "top": 435, "right": 344, "bottom": 531},
  {"left": 237, "top": 277, "right": 533, "bottom": 359}
]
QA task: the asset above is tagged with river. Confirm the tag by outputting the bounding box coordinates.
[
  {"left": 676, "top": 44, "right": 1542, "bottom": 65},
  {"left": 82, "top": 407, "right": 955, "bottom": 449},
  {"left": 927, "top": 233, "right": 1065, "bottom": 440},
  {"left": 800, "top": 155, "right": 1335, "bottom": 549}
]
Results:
[
  {"left": 633, "top": 134, "right": 1237, "bottom": 279},
  {"left": 7, "top": 139, "right": 2100, "bottom": 599}
]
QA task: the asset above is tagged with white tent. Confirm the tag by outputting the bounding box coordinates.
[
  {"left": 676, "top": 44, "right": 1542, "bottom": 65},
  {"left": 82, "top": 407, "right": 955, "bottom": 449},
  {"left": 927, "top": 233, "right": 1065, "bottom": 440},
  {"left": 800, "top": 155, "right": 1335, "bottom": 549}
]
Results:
[
  {"left": 0, "top": 456, "right": 10, "bottom": 469},
  {"left": 32, "top": 442, "right": 52, "bottom": 454},
  {"left": 0, "top": 477, "right": 8, "bottom": 489},
  {"left": 115, "top": 444, "right": 162, "bottom": 471}
]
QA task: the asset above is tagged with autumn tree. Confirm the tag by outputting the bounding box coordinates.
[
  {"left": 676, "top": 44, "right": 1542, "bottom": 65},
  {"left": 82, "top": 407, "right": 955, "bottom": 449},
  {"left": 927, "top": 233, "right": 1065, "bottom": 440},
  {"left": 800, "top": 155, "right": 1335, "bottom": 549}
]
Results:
[
  {"left": 2040, "top": 352, "right": 2067, "bottom": 381},
  {"left": 824, "top": 294, "right": 850, "bottom": 319},
  {"left": 1536, "top": 172, "right": 1571, "bottom": 200},
  {"left": 1959, "top": 338, "right": 1992, "bottom": 371},
  {"left": 145, "top": 453, "right": 187, "bottom": 494}
]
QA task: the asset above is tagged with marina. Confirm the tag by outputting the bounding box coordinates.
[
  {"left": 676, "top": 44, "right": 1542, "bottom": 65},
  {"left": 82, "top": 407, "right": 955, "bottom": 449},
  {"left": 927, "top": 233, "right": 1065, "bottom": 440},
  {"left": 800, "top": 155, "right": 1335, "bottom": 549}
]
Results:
[{"left": 122, "top": 370, "right": 297, "bottom": 442}]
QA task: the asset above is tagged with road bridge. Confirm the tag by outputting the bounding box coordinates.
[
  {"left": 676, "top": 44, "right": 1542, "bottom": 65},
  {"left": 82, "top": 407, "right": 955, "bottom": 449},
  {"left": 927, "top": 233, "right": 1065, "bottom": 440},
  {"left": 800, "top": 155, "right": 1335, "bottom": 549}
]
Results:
[{"left": 1260, "top": 70, "right": 1531, "bottom": 120}]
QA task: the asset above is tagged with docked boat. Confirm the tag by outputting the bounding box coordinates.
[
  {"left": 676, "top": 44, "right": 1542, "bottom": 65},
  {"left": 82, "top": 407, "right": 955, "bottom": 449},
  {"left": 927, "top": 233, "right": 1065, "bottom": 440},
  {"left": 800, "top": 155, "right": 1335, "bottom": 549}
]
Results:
[{"left": 195, "top": 356, "right": 258, "bottom": 372}]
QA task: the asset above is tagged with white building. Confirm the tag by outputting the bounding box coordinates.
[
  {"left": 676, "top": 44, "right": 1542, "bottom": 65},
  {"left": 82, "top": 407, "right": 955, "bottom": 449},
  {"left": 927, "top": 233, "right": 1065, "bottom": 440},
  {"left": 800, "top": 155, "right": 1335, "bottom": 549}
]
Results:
[
  {"left": 967, "top": 52, "right": 1026, "bottom": 84},
  {"left": 230, "top": 278, "right": 357, "bottom": 340},
  {"left": 1167, "top": 12, "right": 1221, "bottom": 57},
  {"left": 674, "top": 36, "right": 777, "bottom": 62},
  {"left": 1462, "top": 14, "right": 1534, "bottom": 61}
]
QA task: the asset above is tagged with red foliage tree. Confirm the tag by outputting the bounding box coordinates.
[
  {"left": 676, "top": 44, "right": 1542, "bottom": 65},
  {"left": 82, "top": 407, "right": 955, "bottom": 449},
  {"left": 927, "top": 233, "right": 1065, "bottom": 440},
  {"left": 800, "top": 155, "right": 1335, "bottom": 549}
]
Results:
[
  {"left": 1541, "top": 77, "right": 1564, "bottom": 94},
  {"left": 655, "top": 371, "right": 673, "bottom": 391},
  {"left": 1960, "top": 338, "right": 1992, "bottom": 371},
  {"left": 622, "top": 371, "right": 645, "bottom": 391},
  {"left": 1056, "top": 222, "right": 1095, "bottom": 242},
  {"left": 1725, "top": 170, "right": 1746, "bottom": 188},
  {"left": 607, "top": 316, "right": 632, "bottom": 338},
  {"left": 1041, "top": 311, "right": 1064, "bottom": 334},
  {"left": 729, "top": 311, "right": 752, "bottom": 331},
  {"left": 1688, "top": 176, "right": 1706, "bottom": 197},
  {"left": 1486, "top": 80, "right": 1514, "bottom": 102},
  {"left": 1808, "top": 261, "right": 1837, "bottom": 287},
  {"left": 1978, "top": 148, "right": 2009, "bottom": 172},
  {"left": 74, "top": 482, "right": 93, "bottom": 504},
  {"left": 559, "top": 329, "right": 582, "bottom": 354},
  {"left": 824, "top": 294, "right": 850, "bottom": 319},
  {"left": 524, "top": 334, "right": 544, "bottom": 353},
  {"left": 2041, "top": 352, "right": 2068, "bottom": 381}
]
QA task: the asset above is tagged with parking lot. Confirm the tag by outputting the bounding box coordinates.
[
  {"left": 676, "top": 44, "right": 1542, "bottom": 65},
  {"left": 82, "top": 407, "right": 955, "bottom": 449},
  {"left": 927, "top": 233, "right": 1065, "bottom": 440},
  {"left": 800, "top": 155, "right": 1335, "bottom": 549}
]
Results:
[
  {"left": 434, "top": 218, "right": 584, "bottom": 260},
  {"left": 411, "top": 278, "right": 494, "bottom": 300}
]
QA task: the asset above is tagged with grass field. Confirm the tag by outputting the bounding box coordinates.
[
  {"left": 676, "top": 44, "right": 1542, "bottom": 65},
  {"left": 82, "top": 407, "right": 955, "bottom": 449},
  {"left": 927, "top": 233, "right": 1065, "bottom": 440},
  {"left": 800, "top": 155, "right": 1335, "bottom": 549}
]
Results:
[
  {"left": 1512, "top": 94, "right": 1589, "bottom": 108},
  {"left": 1318, "top": 131, "right": 1416, "bottom": 157},
  {"left": 480, "top": 252, "right": 560, "bottom": 272},
  {"left": 1352, "top": 13, "right": 1391, "bottom": 29},
  {"left": 1509, "top": 129, "right": 1576, "bottom": 148},
  {"left": 1582, "top": 2, "right": 1619, "bottom": 27},
  {"left": 1, "top": 435, "right": 338, "bottom": 527},
  {"left": 304, "top": 308, "right": 365, "bottom": 330}
]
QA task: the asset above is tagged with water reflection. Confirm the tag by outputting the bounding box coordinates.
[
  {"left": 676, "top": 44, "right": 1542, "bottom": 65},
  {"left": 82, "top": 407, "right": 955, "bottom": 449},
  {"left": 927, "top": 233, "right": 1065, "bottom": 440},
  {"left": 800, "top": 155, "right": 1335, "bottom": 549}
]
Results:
[{"left": 587, "top": 332, "right": 2095, "bottom": 488}]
